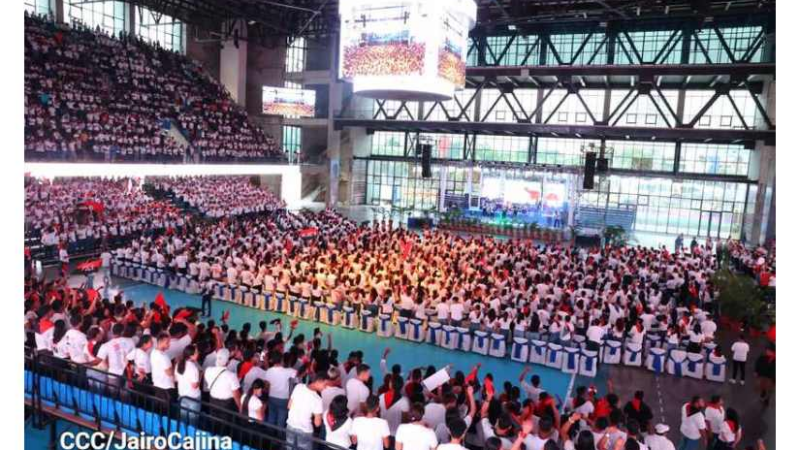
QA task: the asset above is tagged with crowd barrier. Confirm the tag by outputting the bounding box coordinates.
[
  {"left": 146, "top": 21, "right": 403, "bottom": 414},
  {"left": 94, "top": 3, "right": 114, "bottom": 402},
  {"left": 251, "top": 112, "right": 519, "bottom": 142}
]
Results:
[{"left": 111, "top": 260, "right": 729, "bottom": 382}]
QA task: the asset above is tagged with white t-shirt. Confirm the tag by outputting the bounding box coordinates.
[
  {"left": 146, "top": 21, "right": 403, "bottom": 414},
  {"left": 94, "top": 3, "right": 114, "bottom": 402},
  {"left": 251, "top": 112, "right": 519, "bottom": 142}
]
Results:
[
  {"left": 352, "top": 416, "right": 391, "bottom": 450},
  {"left": 166, "top": 335, "right": 192, "bottom": 361},
  {"left": 423, "top": 403, "right": 447, "bottom": 430},
  {"left": 287, "top": 384, "right": 323, "bottom": 433},
  {"left": 324, "top": 415, "right": 354, "bottom": 448},
  {"left": 322, "top": 386, "right": 347, "bottom": 412},
  {"left": 437, "top": 443, "right": 468, "bottom": 450},
  {"left": 65, "top": 329, "right": 89, "bottom": 364},
  {"left": 731, "top": 341, "right": 750, "bottom": 362},
  {"left": 248, "top": 395, "right": 264, "bottom": 420},
  {"left": 704, "top": 406, "right": 725, "bottom": 434},
  {"left": 242, "top": 366, "right": 268, "bottom": 394},
  {"left": 127, "top": 348, "right": 151, "bottom": 375},
  {"left": 97, "top": 338, "right": 129, "bottom": 376},
  {"left": 644, "top": 434, "right": 676, "bottom": 450},
  {"left": 380, "top": 395, "right": 409, "bottom": 435},
  {"left": 150, "top": 349, "right": 175, "bottom": 389},
  {"left": 265, "top": 366, "right": 297, "bottom": 399},
  {"left": 346, "top": 378, "right": 371, "bottom": 414},
  {"left": 679, "top": 405, "right": 707, "bottom": 440},
  {"left": 204, "top": 367, "right": 240, "bottom": 400},
  {"left": 175, "top": 361, "right": 201, "bottom": 399},
  {"left": 396, "top": 423, "right": 438, "bottom": 450}
]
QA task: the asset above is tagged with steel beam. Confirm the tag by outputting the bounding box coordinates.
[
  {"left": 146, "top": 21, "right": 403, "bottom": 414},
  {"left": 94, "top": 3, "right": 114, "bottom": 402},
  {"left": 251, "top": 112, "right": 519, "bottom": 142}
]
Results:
[{"left": 333, "top": 119, "right": 775, "bottom": 144}]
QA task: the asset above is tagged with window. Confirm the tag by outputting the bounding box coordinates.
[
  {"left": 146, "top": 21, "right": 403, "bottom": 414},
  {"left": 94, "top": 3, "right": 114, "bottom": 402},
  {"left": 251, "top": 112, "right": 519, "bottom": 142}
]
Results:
[
  {"left": 285, "top": 37, "right": 307, "bottom": 73},
  {"left": 136, "top": 7, "right": 184, "bottom": 53},
  {"left": 616, "top": 30, "right": 682, "bottom": 65},
  {"left": 366, "top": 160, "right": 442, "bottom": 210},
  {"left": 679, "top": 143, "right": 752, "bottom": 176},
  {"left": 691, "top": 26, "right": 766, "bottom": 64},
  {"left": 547, "top": 33, "right": 608, "bottom": 65},
  {"left": 422, "top": 89, "right": 478, "bottom": 121},
  {"left": 684, "top": 90, "right": 761, "bottom": 129},
  {"left": 536, "top": 138, "right": 600, "bottom": 167},
  {"left": 283, "top": 125, "right": 302, "bottom": 157},
  {"left": 475, "top": 136, "right": 529, "bottom": 163},
  {"left": 371, "top": 132, "right": 406, "bottom": 156},
  {"left": 541, "top": 89, "right": 604, "bottom": 125},
  {"left": 609, "top": 89, "right": 679, "bottom": 128},
  {"left": 25, "top": 0, "right": 52, "bottom": 16},
  {"left": 607, "top": 141, "right": 675, "bottom": 172},
  {"left": 579, "top": 175, "right": 748, "bottom": 238},
  {"left": 65, "top": 0, "right": 127, "bottom": 36}
]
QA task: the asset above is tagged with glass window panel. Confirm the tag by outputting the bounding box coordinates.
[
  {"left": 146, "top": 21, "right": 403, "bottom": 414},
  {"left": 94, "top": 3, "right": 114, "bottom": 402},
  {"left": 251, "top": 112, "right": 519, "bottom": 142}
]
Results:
[{"left": 65, "top": 0, "right": 127, "bottom": 36}]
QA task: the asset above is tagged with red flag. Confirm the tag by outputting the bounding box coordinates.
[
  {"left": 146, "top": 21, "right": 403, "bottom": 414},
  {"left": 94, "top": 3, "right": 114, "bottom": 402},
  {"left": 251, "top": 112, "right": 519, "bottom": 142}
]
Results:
[
  {"left": 221, "top": 310, "right": 230, "bottom": 323},
  {"left": 299, "top": 227, "right": 318, "bottom": 238},
  {"left": 484, "top": 376, "right": 495, "bottom": 399},
  {"left": 465, "top": 366, "right": 480, "bottom": 384},
  {"left": 155, "top": 292, "right": 169, "bottom": 313},
  {"left": 767, "top": 324, "right": 776, "bottom": 343},
  {"left": 290, "top": 319, "right": 299, "bottom": 329},
  {"left": 284, "top": 238, "right": 294, "bottom": 253},
  {"left": 86, "top": 289, "right": 99, "bottom": 302},
  {"left": 174, "top": 309, "right": 193, "bottom": 321},
  {"left": 77, "top": 259, "right": 103, "bottom": 272}
]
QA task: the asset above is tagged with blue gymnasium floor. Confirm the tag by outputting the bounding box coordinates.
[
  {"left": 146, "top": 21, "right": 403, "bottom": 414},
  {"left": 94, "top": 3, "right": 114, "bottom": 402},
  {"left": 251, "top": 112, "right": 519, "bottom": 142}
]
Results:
[{"left": 112, "top": 278, "right": 585, "bottom": 404}]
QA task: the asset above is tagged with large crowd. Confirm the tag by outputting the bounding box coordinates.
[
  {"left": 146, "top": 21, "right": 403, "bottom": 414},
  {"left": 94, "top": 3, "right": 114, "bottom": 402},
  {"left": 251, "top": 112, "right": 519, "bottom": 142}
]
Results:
[
  {"left": 153, "top": 176, "right": 286, "bottom": 218},
  {"left": 24, "top": 177, "right": 188, "bottom": 259},
  {"left": 24, "top": 13, "right": 282, "bottom": 163},
  {"left": 23, "top": 176, "right": 775, "bottom": 450}
]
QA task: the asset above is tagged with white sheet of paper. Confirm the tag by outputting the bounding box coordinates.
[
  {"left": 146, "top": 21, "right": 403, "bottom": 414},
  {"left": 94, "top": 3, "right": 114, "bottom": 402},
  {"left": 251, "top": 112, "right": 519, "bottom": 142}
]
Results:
[{"left": 422, "top": 368, "right": 451, "bottom": 392}]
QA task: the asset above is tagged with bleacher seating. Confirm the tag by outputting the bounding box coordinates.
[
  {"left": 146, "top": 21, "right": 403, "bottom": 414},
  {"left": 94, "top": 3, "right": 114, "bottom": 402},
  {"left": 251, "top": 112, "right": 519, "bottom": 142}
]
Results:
[
  {"left": 576, "top": 206, "right": 637, "bottom": 232},
  {"left": 24, "top": 13, "right": 283, "bottom": 163}
]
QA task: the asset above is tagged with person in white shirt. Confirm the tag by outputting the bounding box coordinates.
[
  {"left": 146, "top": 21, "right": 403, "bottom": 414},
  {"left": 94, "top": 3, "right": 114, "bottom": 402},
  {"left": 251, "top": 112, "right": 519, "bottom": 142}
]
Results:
[
  {"left": 324, "top": 395, "right": 355, "bottom": 448},
  {"left": 95, "top": 324, "right": 132, "bottom": 388},
  {"left": 703, "top": 396, "right": 725, "bottom": 448},
  {"left": 265, "top": 351, "right": 298, "bottom": 428},
  {"left": 346, "top": 364, "right": 372, "bottom": 415},
  {"left": 715, "top": 408, "right": 742, "bottom": 450},
  {"left": 244, "top": 379, "right": 267, "bottom": 422},
  {"left": 150, "top": 333, "right": 176, "bottom": 400},
  {"left": 679, "top": 397, "right": 707, "bottom": 450},
  {"left": 204, "top": 348, "right": 242, "bottom": 414},
  {"left": 352, "top": 395, "right": 391, "bottom": 450},
  {"left": 64, "top": 316, "right": 89, "bottom": 364},
  {"left": 175, "top": 344, "right": 202, "bottom": 424},
  {"left": 126, "top": 335, "right": 153, "bottom": 383},
  {"left": 395, "top": 403, "right": 438, "bottom": 450},
  {"left": 519, "top": 368, "right": 544, "bottom": 401},
  {"left": 437, "top": 417, "right": 469, "bottom": 450},
  {"left": 730, "top": 335, "right": 750, "bottom": 385},
  {"left": 645, "top": 424, "right": 676, "bottom": 450},
  {"left": 286, "top": 371, "right": 330, "bottom": 450}
]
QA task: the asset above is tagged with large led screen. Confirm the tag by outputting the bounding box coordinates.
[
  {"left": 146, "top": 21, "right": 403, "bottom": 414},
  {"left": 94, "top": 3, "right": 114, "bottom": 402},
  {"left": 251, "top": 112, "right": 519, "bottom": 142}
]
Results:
[
  {"left": 339, "top": 0, "right": 476, "bottom": 101},
  {"left": 262, "top": 87, "right": 316, "bottom": 118}
]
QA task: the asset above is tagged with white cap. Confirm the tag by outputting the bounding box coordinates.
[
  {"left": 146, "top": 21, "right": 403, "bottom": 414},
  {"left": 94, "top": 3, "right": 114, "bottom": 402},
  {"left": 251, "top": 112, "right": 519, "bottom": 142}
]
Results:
[
  {"left": 655, "top": 424, "right": 670, "bottom": 434},
  {"left": 216, "top": 348, "right": 230, "bottom": 367}
]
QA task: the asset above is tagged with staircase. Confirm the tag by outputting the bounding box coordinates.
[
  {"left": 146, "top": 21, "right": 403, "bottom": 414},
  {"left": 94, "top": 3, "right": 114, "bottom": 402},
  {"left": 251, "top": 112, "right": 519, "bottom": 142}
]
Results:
[{"left": 162, "top": 120, "right": 195, "bottom": 163}]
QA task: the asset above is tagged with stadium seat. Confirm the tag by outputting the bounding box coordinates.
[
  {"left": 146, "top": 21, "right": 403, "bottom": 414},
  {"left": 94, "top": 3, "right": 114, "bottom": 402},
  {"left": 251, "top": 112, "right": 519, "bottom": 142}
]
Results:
[
  {"left": 377, "top": 314, "right": 393, "bottom": 337},
  {"left": 646, "top": 348, "right": 667, "bottom": 374},
  {"left": 645, "top": 334, "right": 662, "bottom": 352},
  {"left": 409, "top": 319, "right": 424, "bottom": 342},
  {"left": 456, "top": 327, "right": 472, "bottom": 352},
  {"left": 54, "top": 381, "right": 76, "bottom": 414},
  {"left": 472, "top": 331, "right": 489, "bottom": 355},
  {"left": 579, "top": 349, "right": 599, "bottom": 378},
  {"left": 115, "top": 401, "right": 139, "bottom": 434},
  {"left": 342, "top": 307, "right": 356, "bottom": 329},
  {"left": 73, "top": 387, "right": 96, "bottom": 423},
  {"left": 705, "top": 353, "right": 727, "bottom": 382},
  {"left": 395, "top": 317, "right": 409, "bottom": 340},
  {"left": 441, "top": 326, "right": 458, "bottom": 350},
  {"left": 427, "top": 322, "right": 442, "bottom": 346},
  {"left": 561, "top": 346, "right": 580, "bottom": 374},
  {"left": 667, "top": 350, "right": 687, "bottom": 377},
  {"left": 360, "top": 310, "right": 375, "bottom": 333},
  {"left": 529, "top": 339, "right": 547, "bottom": 365},
  {"left": 137, "top": 409, "right": 162, "bottom": 436},
  {"left": 545, "top": 343, "right": 564, "bottom": 369},
  {"left": 683, "top": 353, "right": 705, "bottom": 379},
  {"left": 39, "top": 376, "right": 56, "bottom": 408},
  {"left": 511, "top": 337, "right": 529, "bottom": 362},
  {"left": 603, "top": 340, "right": 622, "bottom": 365},
  {"left": 624, "top": 342, "right": 643, "bottom": 367},
  {"left": 489, "top": 333, "right": 506, "bottom": 358}
]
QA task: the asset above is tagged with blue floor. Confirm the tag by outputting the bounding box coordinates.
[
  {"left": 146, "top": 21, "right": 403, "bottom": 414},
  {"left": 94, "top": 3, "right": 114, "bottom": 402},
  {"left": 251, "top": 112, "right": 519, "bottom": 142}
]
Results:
[{"left": 116, "top": 279, "right": 575, "bottom": 403}]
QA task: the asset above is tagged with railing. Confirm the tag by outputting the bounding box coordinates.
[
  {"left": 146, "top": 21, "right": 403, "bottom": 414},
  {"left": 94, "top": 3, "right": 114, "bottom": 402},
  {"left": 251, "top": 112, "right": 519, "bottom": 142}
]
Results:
[{"left": 25, "top": 349, "right": 349, "bottom": 450}]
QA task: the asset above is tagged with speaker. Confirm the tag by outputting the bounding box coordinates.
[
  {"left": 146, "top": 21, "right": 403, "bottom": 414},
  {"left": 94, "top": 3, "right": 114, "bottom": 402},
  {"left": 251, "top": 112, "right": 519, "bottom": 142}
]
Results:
[
  {"left": 583, "top": 151, "right": 597, "bottom": 190},
  {"left": 596, "top": 157, "right": 609, "bottom": 173},
  {"left": 421, "top": 144, "right": 432, "bottom": 178}
]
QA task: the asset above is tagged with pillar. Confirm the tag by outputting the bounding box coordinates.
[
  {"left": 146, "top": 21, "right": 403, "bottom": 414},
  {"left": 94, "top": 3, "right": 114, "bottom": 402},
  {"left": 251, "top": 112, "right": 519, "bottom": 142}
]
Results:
[
  {"left": 220, "top": 20, "right": 248, "bottom": 107},
  {"left": 747, "top": 78, "right": 776, "bottom": 245}
]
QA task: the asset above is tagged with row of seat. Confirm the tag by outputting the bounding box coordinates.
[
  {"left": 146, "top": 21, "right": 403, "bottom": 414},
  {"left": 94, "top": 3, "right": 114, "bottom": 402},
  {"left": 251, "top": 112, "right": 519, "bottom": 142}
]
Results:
[
  {"left": 25, "top": 371, "right": 257, "bottom": 450},
  {"left": 112, "top": 262, "right": 726, "bottom": 382}
]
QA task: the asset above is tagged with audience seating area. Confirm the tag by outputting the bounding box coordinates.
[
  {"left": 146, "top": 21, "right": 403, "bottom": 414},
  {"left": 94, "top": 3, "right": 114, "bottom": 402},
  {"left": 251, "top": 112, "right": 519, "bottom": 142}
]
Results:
[{"left": 24, "top": 13, "right": 283, "bottom": 164}]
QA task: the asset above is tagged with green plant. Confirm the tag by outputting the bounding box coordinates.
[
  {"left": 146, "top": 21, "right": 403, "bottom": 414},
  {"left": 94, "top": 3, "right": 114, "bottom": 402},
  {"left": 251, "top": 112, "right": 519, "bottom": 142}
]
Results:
[{"left": 712, "top": 270, "right": 772, "bottom": 331}]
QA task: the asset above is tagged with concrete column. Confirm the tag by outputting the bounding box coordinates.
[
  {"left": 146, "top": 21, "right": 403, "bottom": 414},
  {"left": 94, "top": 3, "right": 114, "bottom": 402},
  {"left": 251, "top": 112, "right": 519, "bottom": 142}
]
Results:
[
  {"left": 54, "top": 0, "right": 64, "bottom": 23},
  {"left": 438, "top": 165, "right": 448, "bottom": 212},
  {"left": 326, "top": 33, "right": 343, "bottom": 207},
  {"left": 747, "top": 78, "right": 776, "bottom": 245},
  {"left": 220, "top": 20, "right": 248, "bottom": 107}
]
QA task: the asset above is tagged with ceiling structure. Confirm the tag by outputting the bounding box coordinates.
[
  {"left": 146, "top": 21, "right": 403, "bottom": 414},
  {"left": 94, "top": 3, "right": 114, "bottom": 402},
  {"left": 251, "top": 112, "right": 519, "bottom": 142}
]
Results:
[{"left": 124, "top": 0, "right": 776, "bottom": 42}]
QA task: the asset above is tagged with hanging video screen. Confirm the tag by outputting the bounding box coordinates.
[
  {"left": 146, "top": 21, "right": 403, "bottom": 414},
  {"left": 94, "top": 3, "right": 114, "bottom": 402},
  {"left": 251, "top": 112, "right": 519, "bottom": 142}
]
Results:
[{"left": 262, "top": 87, "right": 316, "bottom": 118}]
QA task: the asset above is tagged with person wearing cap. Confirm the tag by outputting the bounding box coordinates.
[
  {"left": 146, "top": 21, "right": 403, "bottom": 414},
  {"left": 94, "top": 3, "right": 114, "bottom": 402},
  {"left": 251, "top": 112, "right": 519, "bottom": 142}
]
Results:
[
  {"left": 203, "top": 348, "right": 242, "bottom": 414},
  {"left": 286, "top": 370, "right": 331, "bottom": 450},
  {"left": 645, "top": 424, "right": 676, "bottom": 450}
]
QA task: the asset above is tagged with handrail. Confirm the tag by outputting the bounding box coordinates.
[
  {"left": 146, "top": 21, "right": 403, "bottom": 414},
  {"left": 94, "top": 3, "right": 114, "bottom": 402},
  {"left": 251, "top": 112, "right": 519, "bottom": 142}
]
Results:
[{"left": 25, "top": 348, "right": 350, "bottom": 450}]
